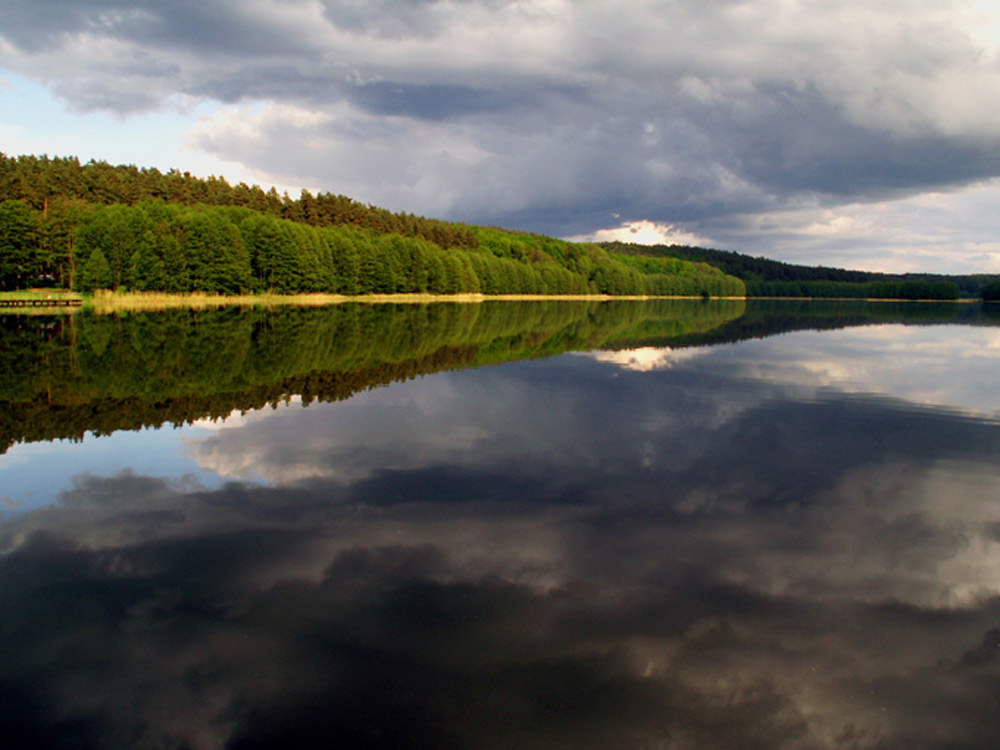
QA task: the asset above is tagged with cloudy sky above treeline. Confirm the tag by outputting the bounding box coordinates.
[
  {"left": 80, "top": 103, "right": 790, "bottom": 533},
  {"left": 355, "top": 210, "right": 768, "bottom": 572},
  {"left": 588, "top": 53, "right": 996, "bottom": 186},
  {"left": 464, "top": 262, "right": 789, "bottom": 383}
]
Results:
[{"left": 2, "top": 0, "right": 1000, "bottom": 272}]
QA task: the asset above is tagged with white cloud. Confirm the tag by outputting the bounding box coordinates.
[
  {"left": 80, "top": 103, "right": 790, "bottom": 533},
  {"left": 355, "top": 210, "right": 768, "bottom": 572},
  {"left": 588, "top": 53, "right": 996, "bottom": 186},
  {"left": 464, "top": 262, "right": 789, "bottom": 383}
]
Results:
[
  {"left": 713, "top": 324, "right": 1000, "bottom": 420},
  {"left": 567, "top": 220, "right": 712, "bottom": 248}
]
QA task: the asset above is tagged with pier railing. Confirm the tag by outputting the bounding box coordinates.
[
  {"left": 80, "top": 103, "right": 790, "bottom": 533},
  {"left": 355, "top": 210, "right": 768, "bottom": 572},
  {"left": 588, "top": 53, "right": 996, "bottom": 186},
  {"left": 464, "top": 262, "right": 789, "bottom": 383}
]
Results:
[{"left": 0, "top": 298, "right": 83, "bottom": 308}]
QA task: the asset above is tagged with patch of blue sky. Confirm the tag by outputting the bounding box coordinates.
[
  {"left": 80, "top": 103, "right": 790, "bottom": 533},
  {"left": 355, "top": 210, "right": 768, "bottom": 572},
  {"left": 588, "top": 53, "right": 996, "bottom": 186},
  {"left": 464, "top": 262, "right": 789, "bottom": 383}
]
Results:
[{"left": 0, "top": 69, "right": 257, "bottom": 181}]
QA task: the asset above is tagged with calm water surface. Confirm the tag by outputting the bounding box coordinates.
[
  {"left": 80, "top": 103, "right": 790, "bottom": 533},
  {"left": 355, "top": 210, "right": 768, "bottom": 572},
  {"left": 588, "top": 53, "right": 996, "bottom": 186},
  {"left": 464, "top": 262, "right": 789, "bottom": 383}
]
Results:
[{"left": 2, "top": 300, "right": 1000, "bottom": 748}]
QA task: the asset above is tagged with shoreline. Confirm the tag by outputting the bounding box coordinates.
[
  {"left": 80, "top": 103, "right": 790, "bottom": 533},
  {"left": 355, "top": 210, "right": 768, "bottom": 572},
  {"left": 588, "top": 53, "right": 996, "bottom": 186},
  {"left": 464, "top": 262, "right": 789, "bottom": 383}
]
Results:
[
  {"left": 0, "top": 290, "right": 978, "bottom": 314},
  {"left": 58, "top": 291, "right": 736, "bottom": 313}
]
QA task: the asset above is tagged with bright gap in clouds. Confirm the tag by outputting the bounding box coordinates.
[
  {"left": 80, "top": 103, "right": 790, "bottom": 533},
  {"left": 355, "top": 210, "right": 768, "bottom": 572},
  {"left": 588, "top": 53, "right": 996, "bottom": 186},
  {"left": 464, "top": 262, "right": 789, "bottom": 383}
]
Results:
[
  {"left": 568, "top": 220, "right": 712, "bottom": 248},
  {"left": 962, "top": 0, "right": 1000, "bottom": 52},
  {"left": 572, "top": 181, "right": 1000, "bottom": 275}
]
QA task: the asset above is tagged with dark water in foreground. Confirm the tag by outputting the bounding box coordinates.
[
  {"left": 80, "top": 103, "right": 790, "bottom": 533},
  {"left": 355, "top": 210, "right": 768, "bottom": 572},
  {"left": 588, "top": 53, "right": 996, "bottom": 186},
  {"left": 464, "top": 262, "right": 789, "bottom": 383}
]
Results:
[{"left": 3, "top": 300, "right": 1000, "bottom": 748}]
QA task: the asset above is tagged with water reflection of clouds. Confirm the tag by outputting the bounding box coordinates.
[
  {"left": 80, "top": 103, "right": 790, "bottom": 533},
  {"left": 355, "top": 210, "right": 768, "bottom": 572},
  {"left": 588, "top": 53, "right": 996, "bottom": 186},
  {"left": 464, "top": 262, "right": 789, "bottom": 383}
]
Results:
[
  {"left": 584, "top": 326, "right": 1000, "bottom": 421},
  {"left": 702, "top": 325, "right": 1000, "bottom": 419},
  {"left": 5, "top": 329, "right": 1000, "bottom": 746},
  {"left": 167, "top": 342, "right": 1000, "bottom": 608},
  {"left": 4, "top": 458, "right": 1000, "bottom": 747},
  {"left": 582, "top": 346, "right": 709, "bottom": 371},
  {"left": 186, "top": 379, "right": 504, "bottom": 485}
]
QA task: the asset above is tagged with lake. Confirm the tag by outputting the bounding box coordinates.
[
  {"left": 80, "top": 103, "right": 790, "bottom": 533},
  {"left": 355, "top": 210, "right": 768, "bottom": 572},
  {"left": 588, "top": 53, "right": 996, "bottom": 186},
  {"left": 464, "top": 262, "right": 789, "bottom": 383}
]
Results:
[{"left": 2, "top": 299, "right": 1000, "bottom": 748}]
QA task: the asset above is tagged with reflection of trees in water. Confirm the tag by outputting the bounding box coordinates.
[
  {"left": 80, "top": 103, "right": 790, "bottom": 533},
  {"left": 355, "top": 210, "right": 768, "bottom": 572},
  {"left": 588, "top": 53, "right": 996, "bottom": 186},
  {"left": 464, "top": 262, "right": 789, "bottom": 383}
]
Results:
[
  {"left": 0, "top": 299, "right": 745, "bottom": 451},
  {"left": 3, "top": 298, "right": 996, "bottom": 452}
]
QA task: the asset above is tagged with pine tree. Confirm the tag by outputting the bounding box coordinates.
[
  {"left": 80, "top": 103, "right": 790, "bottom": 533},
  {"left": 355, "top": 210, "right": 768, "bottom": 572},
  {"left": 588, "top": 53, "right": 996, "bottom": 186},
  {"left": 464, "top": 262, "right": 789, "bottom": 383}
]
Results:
[{"left": 0, "top": 199, "right": 40, "bottom": 289}]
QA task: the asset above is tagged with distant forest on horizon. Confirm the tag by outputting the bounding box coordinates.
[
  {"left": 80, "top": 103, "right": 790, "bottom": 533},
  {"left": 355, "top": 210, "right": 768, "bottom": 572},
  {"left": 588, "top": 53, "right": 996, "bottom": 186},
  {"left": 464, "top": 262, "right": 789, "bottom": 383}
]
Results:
[
  {"left": 0, "top": 152, "right": 994, "bottom": 301},
  {"left": 605, "top": 242, "right": 999, "bottom": 300}
]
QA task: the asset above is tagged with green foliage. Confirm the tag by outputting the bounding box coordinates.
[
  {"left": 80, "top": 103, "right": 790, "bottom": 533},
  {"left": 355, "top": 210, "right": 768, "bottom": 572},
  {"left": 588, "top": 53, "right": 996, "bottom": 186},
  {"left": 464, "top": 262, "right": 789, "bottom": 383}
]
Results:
[
  {"left": 179, "top": 209, "right": 251, "bottom": 293},
  {"left": 746, "top": 279, "right": 959, "bottom": 300},
  {"left": 611, "top": 241, "right": 975, "bottom": 298},
  {"left": 0, "top": 152, "right": 745, "bottom": 297},
  {"left": 0, "top": 199, "right": 40, "bottom": 290},
  {"left": 981, "top": 280, "right": 1000, "bottom": 301},
  {"left": 79, "top": 247, "right": 112, "bottom": 291},
  {"left": 0, "top": 153, "right": 478, "bottom": 250}
]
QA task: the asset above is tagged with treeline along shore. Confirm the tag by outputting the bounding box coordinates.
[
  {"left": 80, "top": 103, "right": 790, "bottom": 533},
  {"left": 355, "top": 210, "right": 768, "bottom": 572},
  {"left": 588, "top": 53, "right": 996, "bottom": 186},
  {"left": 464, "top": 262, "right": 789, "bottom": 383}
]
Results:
[
  {"left": 607, "top": 242, "right": 995, "bottom": 300},
  {"left": 0, "top": 154, "right": 744, "bottom": 298},
  {"left": 4, "top": 153, "right": 994, "bottom": 302}
]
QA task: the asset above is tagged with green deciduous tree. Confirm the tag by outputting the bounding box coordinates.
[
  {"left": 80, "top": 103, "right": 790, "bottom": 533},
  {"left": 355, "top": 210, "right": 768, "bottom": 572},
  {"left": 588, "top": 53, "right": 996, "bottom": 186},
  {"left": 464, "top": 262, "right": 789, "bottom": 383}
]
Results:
[{"left": 79, "top": 247, "right": 112, "bottom": 291}]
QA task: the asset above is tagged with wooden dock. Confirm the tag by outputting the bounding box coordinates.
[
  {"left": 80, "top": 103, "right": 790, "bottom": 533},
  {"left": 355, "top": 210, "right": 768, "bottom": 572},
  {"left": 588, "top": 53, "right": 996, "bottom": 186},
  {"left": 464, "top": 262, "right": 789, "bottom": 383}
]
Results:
[{"left": 0, "top": 298, "right": 82, "bottom": 308}]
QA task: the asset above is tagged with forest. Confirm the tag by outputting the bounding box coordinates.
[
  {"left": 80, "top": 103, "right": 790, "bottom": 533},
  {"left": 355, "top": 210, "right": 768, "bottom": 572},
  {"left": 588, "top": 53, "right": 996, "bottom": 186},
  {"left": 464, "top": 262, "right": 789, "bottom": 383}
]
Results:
[
  {"left": 0, "top": 154, "right": 744, "bottom": 298},
  {"left": 607, "top": 242, "right": 983, "bottom": 299}
]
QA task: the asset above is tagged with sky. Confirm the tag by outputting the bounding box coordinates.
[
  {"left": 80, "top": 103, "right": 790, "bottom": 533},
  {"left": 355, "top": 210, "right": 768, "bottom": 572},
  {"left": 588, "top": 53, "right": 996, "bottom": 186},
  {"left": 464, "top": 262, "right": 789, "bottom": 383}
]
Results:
[{"left": 1, "top": 0, "right": 1000, "bottom": 273}]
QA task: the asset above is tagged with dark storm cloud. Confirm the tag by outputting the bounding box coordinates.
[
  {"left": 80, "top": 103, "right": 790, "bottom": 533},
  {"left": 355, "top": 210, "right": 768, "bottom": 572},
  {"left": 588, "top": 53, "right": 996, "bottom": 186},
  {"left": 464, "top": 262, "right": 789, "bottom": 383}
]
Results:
[
  {"left": 0, "top": 0, "right": 307, "bottom": 56},
  {"left": 494, "top": 83, "right": 1000, "bottom": 236},
  {"left": 189, "top": 70, "right": 1000, "bottom": 238},
  {"left": 316, "top": 0, "right": 522, "bottom": 40},
  {"left": 190, "top": 74, "right": 559, "bottom": 120},
  {"left": 188, "top": 66, "right": 345, "bottom": 105},
  {"left": 121, "top": 0, "right": 310, "bottom": 57},
  {"left": 0, "top": 0, "right": 136, "bottom": 51},
  {"left": 686, "top": 81, "right": 1000, "bottom": 198},
  {"left": 346, "top": 81, "right": 550, "bottom": 121},
  {"left": 318, "top": 0, "right": 456, "bottom": 39}
]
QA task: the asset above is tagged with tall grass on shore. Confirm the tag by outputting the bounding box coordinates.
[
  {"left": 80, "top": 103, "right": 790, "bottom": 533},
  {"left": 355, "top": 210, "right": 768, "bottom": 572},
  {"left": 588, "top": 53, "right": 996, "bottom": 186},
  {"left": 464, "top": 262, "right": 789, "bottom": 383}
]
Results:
[{"left": 78, "top": 290, "right": 689, "bottom": 314}]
